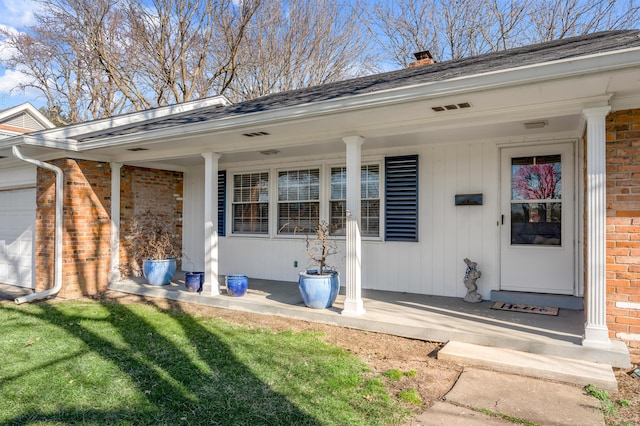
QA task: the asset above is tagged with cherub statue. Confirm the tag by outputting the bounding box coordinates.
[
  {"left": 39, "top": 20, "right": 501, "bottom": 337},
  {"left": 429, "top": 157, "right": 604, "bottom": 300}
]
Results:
[{"left": 463, "top": 258, "right": 482, "bottom": 303}]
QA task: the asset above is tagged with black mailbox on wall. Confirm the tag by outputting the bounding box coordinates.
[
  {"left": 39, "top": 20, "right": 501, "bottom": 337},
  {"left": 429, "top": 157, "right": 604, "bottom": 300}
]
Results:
[{"left": 455, "top": 194, "right": 483, "bottom": 206}]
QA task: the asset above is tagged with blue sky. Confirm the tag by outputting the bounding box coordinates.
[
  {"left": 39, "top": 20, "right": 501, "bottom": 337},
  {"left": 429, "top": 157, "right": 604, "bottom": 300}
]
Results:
[{"left": 0, "top": 0, "right": 44, "bottom": 110}]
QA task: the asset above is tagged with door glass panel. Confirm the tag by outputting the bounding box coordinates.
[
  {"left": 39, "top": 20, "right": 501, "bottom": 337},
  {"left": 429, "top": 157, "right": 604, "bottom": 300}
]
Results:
[
  {"left": 511, "top": 202, "right": 561, "bottom": 245},
  {"left": 511, "top": 155, "right": 561, "bottom": 246}
]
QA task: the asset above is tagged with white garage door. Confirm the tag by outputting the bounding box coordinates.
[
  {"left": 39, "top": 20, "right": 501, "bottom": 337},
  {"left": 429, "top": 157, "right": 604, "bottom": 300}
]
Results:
[{"left": 0, "top": 188, "right": 35, "bottom": 288}]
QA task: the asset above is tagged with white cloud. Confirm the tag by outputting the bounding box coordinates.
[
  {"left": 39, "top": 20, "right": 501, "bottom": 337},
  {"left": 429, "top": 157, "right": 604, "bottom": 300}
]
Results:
[
  {"left": 0, "top": 0, "right": 39, "bottom": 29},
  {"left": 0, "top": 1, "right": 44, "bottom": 108},
  {"left": 0, "top": 25, "right": 20, "bottom": 62},
  {"left": 0, "top": 68, "right": 43, "bottom": 107},
  {"left": 0, "top": 68, "right": 29, "bottom": 92}
]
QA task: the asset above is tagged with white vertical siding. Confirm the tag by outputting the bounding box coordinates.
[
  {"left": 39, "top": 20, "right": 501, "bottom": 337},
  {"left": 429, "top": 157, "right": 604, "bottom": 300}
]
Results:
[
  {"left": 182, "top": 140, "right": 499, "bottom": 298},
  {"left": 182, "top": 167, "right": 205, "bottom": 272},
  {"left": 361, "top": 141, "right": 498, "bottom": 298}
]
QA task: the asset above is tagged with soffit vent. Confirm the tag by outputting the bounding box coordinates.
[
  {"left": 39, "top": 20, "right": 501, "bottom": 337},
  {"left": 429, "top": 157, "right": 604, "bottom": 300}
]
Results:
[
  {"left": 127, "top": 147, "right": 149, "bottom": 152},
  {"left": 243, "top": 131, "right": 270, "bottom": 138},
  {"left": 523, "top": 120, "right": 548, "bottom": 129},
  {"left": 432, "top": 102, "right": 472, "bottom": 112}
]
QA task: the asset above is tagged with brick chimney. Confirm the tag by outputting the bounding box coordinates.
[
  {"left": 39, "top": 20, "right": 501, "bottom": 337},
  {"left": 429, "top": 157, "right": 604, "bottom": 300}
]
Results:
[{"left": 409, "top": 50, "right": 435, "bottom": 67}]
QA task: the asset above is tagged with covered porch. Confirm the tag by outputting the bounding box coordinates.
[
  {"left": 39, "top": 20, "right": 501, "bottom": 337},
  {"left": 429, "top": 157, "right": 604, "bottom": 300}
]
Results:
[{"left": 104, "top": 275, "right": 630, "bottom": 368}]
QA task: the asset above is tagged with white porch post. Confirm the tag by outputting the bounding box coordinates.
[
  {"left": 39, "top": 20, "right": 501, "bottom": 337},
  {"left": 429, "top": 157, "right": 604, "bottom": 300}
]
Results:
[
  {"left": 109, "top": 162, "right": 122, "bottom": 283},
  {"left": 583, "top": 106, "right": 612, "bottom": 348},
  {"left": 342, "top": 136, "right": 366, "bottom": 316},
  {"left": 202, "top": 152, "right": 221, "bottom": 296}
]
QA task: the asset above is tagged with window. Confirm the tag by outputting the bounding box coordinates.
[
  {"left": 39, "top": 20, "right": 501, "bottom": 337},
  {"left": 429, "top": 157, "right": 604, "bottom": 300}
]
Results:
[
  {"left": 510, "top": 155, "right": 561, "bottom": 246},
  {"left": 330, "top": 164, "right": 380, "bottom": 237},
  {"left": 278, "top": 169, "right": 320, "bottom": 234},
  {"left": 232, "top": 172, "right": 269, "bottom": 234}
]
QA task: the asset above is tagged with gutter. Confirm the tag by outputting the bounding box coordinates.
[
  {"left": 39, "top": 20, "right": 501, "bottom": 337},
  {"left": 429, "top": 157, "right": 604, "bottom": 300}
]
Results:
[
  {"left": 12, "top": 146, "right": 64, "bottom": 304},
  {"left": 75, "top": 46, "right": 640, "bottom": 151}
]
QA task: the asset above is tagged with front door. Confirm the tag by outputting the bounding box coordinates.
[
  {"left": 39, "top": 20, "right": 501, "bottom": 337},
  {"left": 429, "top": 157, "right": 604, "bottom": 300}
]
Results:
[{"left": 500, "top": 143, "right": 574, "bottom": 294}]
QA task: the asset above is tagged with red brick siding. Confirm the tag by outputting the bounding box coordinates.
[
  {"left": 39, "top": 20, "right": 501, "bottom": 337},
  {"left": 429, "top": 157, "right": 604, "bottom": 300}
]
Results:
[
  {"left": 119, "top": 166, "right": 183, "bottom": 277},
  {"left": 606, "top": 109, "right": 640, "bottom": 363},
  {"left": 36, "top": 159, "right": 111, "bottom": 298},
  {"left": 35, "top": 161, "right": 183, "bottom": 297}
]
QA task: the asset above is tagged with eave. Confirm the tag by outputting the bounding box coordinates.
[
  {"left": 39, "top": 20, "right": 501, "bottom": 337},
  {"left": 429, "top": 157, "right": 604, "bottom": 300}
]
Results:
[{"left": 67, "top": 46, "right": 640, "bottom": 152}]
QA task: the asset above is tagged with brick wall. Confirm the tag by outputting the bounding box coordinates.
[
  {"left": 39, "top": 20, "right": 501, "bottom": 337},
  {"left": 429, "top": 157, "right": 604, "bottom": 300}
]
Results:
[
  {"left": 119, "top": 166, "right": 183, "bottom": 277},
  {"left": 36, "top": 159, "right": 111, "bottom": 298},
  {"left": 606, "top": 109, "right": 640, "bottom": 363},
  {"left": 36, "top": 161, "right": 183, "bottom": 297}
]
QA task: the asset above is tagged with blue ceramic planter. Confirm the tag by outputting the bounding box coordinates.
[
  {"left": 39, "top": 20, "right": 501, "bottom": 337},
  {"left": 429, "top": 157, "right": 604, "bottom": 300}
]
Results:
[
  {"left": 185, "top": 271, "right": 204, "bottom": 292},
  {"left": 195, "top": 271, "right": 204, "bottom": 291},
  {"left": 226, "top": 275, "right": 248, "bottom": 297},
  {"left": 143, "top": 258, "right": 177, "bottom": 286},
  {"left": 185, "top": 272, "right": 201, "bottom": 292},
  {"left": 298, "top": 270, "right": 340, "bottom": 309}
]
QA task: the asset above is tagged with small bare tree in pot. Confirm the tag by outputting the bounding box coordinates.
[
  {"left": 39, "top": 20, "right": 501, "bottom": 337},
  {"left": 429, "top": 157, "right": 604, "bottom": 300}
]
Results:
[
  {"left": 298, "top": 221, "right": 340, "bottom": 308},
  {"left": 122, "top": 210, "right": 180, "bottom": 286}
]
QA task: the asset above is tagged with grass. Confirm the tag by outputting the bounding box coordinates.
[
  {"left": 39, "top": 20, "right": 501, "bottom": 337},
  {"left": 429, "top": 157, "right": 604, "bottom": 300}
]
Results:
[
  {"left": 397, "top": 388, "right": 422, "bottom": 405},
  {"left": 476, "top": 408, "right": 539, "bottom": 426},
  {"left": 383, "top": 369, "right": 418, "bottom": 381},
  {"left": 583, "top": 384, "right": 632, "bottom": 418},
  {"left": 0, "top": 300, "right": 410, "bottom": 425}
]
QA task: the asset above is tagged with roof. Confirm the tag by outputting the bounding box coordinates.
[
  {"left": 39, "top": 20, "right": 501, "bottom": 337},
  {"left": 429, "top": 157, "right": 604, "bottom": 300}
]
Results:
[
  {"left": 0, "top": 103, "right": 55, "bottom": 134},
  {"left": 9, "top": 30, "right": 640, "bottom": 148},
  {"left": 74, "top": 30, "right": 640, "bottom": 143}
]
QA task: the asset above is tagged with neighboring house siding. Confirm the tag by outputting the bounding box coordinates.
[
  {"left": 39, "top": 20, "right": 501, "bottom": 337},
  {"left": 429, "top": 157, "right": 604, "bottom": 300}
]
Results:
[
  {"left": 606, "top": 109, "right": 640, "bottom": 363},
  {"left": 119, "top": 166, "right": 183, "bottom": 278},
  {"left": 3, "top": 112, "right": 44, "bottom": 131},
  {"left": 35, "top": 159, "right": 112, "bottom": 298}
]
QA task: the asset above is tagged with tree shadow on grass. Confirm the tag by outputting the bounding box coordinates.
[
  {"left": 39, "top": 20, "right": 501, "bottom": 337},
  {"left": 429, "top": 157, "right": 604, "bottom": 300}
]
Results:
[{"left": 1, "top": 300, "right": 321, "bottom": 425}]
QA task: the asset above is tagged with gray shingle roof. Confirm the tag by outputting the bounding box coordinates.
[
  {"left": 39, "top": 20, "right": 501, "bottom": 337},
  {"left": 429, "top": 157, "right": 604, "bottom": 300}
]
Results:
[{"left": 78, "top": 30, "right": 640, "bottom": 143}]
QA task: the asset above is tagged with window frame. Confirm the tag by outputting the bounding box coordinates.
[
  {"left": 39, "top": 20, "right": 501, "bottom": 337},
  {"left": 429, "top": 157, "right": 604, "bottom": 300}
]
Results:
[
  {"left": 328, "top": 161, "right": 383, "bottom": 240},
  {"left": 230, "top": 170, "right": 271, "bottom": 236},
  {"left": 276, "top": 166, "right": 322, "bottom": 236},
  {"left": 225, "top": 155, "right": 405, "bottom": 242}
]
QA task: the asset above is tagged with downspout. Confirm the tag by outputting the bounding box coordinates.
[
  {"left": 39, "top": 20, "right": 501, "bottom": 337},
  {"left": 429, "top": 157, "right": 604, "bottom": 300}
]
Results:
[{"left": 12, "top": 145, "right": 64, "bottom": 304}]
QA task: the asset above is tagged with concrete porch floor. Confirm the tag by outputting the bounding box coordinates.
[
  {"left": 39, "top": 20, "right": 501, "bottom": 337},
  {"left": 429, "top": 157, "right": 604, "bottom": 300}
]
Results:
[{"left": 105, "top": 273, "right": 630, "bottom": 368}]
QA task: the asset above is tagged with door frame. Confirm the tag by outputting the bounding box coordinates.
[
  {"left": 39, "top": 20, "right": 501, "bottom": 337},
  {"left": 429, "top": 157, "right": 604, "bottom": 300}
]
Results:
[{"left": 498, "top": 140, "right": 580, "bottom": 296}]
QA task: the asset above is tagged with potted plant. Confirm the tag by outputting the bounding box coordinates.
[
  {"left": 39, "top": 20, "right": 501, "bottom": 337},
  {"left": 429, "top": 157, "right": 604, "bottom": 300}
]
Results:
[
  {"left": 123, "top": 211, "right": 180, "bottom": 286},
  {"left": 298, "top": 221, "right": 340, "bottom": 309}
]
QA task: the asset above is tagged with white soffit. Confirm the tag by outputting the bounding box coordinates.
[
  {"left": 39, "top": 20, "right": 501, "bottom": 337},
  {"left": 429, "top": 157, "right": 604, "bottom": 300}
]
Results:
[{"left": 6, "top": 45, "right": 640, "bottom": 155}]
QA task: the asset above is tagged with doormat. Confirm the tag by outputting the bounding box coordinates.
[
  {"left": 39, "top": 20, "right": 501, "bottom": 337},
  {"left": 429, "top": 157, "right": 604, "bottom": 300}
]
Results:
[{"left": 491, "top": 301, "right": 559, "bottom": 316}]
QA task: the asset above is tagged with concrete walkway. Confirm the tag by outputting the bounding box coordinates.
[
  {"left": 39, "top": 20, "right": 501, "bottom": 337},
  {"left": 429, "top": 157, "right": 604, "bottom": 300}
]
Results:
[
  {"left": 0, "top": 284, "right": 32, "bottom": 300},
  {"left": 409, "top": 368, "right": 604, "bottom": 425}
]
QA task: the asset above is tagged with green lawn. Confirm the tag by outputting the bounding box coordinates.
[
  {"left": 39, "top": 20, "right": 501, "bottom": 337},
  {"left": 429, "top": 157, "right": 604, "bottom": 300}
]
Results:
[{"left": 0, "top": 300, "right": 409, "bottom": 425}]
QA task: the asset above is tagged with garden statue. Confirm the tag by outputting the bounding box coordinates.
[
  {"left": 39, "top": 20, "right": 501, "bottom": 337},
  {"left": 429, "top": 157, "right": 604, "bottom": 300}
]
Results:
[{"left": 463, "top": 258, "right": 482, "bottom": 303}]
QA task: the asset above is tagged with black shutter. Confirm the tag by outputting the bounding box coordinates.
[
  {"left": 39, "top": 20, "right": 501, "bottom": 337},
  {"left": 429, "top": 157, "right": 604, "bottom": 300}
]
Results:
[
  {"left": 385, "top": 155, "right": 418, "bottom": 241},
  {"left": 218, "top": 170, "right": 226, "bottom": 236}
]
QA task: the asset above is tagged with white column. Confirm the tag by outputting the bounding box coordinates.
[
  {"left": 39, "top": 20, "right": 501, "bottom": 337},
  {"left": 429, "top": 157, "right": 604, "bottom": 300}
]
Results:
[
  {"left": 582, "top": 106, "right": 611, "bottom": 348},
  {"left": 109, "top": 162, "right": 122, "bottom": 283},
  {"left": 202, "top": 152, "right": 221, "bottom": 296},
  {"left": 342, "top": 136, "right": 366, "bottom": 316}
]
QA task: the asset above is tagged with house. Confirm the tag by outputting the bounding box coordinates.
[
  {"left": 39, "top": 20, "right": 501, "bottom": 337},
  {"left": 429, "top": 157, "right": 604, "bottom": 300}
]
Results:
[
  {"left": 0, "top": 102, "right": 55, "bottom": 138},
  {"left": 1, "top": 31, "right": 640, "bottom": 364},
  {"left": 0, "top": 103, "right": 55, "bottom": 288}
]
